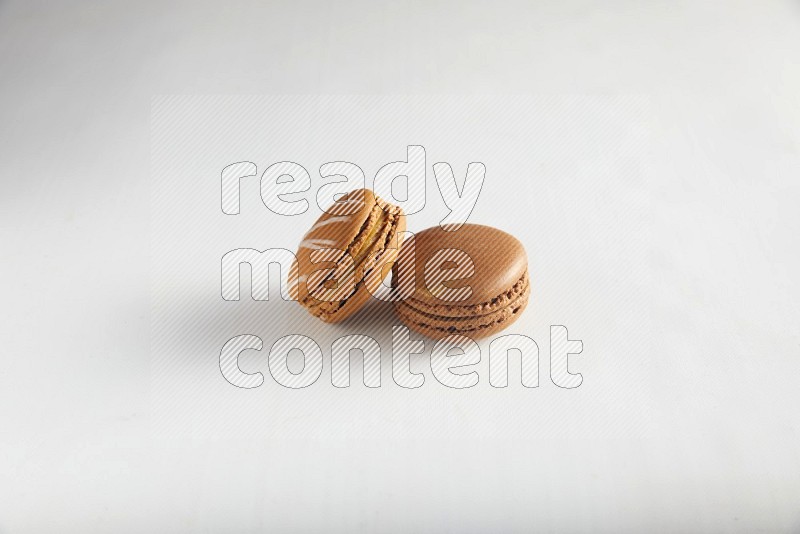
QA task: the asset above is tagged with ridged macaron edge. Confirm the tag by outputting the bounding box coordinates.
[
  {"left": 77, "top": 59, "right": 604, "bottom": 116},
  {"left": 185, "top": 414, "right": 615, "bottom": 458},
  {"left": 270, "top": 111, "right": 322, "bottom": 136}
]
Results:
[
  {"left": 305, "top": 198, "right": 405, "bottom": 322},
  {"left": 394, "top": 270, "right": 530, "bottom": 338}
]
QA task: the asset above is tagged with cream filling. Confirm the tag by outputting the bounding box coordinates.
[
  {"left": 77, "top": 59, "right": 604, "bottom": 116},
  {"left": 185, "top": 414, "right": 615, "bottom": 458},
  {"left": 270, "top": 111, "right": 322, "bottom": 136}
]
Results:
[{"left": 397, "top": 280, "right": 530, "bottom": 333}]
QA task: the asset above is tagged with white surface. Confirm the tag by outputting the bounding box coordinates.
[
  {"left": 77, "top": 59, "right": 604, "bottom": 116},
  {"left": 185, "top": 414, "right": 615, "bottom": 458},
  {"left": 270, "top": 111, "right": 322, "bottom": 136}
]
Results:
[
  {"left": 150, "top": 94, "right": 652, "bottom": 440},
  {"left": 1, "top": 1, "right": 799, "bottom": 532}
]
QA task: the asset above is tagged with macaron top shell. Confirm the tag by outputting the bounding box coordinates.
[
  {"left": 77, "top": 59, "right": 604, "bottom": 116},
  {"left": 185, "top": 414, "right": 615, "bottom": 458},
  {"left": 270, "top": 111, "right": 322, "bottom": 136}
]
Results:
[
  {"left": 292, "top": 188, "right": 375, "bottom": 281},
  {"left": 395, "top": 223, "right": 528, "bottom": 310}
]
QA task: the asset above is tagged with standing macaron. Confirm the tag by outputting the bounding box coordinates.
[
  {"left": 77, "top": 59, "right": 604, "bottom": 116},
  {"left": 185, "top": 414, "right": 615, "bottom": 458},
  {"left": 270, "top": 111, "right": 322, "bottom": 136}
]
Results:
[
  {"left": 289, "top": 189, "right": 406, "bottom": 322},
  {"left": 393, "top": 224, "right": 530, "bottom": 338}
]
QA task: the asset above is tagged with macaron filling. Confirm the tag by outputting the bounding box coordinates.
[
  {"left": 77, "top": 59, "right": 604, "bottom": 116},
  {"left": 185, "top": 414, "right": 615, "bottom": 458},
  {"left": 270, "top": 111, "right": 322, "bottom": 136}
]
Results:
[
  {"left": 302, "top": 202, "right": 403, "bottom": 320},
  {"left": 401, "top": 271, "right": 530, "bottom": 318},
  {"left": 395, "top": 270, "right": 530, "bottom": 335}
]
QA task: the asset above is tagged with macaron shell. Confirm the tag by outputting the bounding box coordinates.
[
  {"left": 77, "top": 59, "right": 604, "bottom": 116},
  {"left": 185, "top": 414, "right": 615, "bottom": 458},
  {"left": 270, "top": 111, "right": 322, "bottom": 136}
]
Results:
[
  {"left": 392, "top": 223, "right": 529, "bottom": 338},
  {"left": 289, "top": 188, "right": 375, "bottom": 302},
  {"left": 396, "top": 224, "right": 528, "bottom": 308}
]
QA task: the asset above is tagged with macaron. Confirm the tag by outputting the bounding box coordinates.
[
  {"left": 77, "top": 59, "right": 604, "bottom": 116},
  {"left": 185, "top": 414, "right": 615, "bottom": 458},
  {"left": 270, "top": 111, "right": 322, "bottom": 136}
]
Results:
[
  {"left": 393, "top": 224, "right": 529, "bottom": 338},
  {"left": 289, "top": 189, "right": 406, "bottom": 323}
]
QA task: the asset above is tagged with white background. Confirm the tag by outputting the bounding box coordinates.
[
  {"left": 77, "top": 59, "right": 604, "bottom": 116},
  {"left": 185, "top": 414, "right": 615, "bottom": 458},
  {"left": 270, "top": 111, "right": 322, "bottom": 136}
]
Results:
[{"left": 1, "top": 1, "right": 799, "bottom": 533}]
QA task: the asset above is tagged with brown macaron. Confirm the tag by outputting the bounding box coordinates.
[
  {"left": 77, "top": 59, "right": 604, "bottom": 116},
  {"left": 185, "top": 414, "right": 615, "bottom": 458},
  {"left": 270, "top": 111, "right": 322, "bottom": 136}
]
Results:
[
  {"left": 393, "top": 224, "right": 529, "bottom": 339},
  {"left": 289, "top": 189, "right": 406, "bottom": 323}
]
